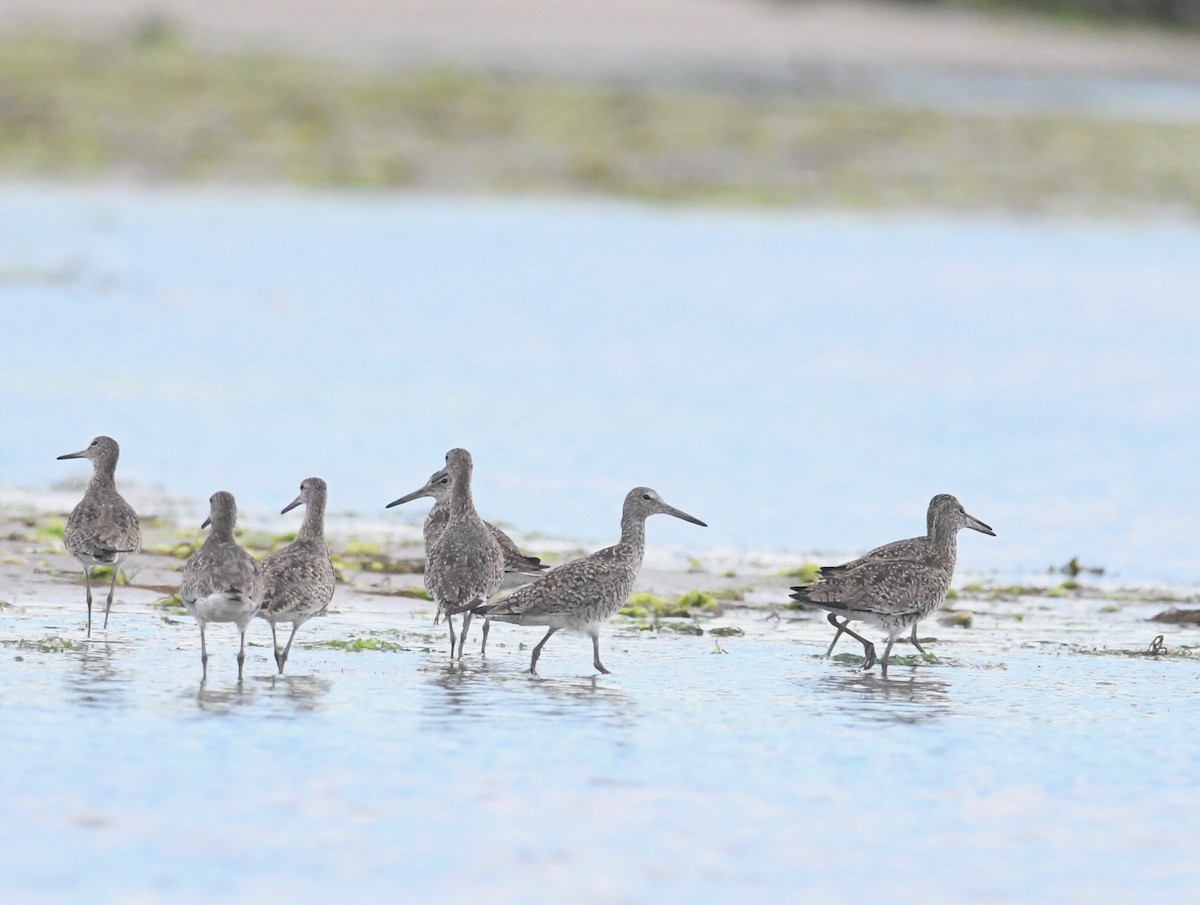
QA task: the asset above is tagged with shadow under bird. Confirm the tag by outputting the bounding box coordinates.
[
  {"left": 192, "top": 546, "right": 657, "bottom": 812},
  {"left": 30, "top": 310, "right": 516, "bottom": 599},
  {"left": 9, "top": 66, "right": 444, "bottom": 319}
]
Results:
[
  {"left": 387, "top": 466, "right": 548, "bottom": 655},
  {"left": 477, "top": 487, "right": 707, "bottom": 676},
  {"left": 405, "top": 448, "right": 505, "bottom": 660},
  {"left": 790, "top": 494, "right": 994, "bottom": 677},
  {"left": 57, "top": 436, "right": 141, "bottom": 637},
  {"left": 821, "top": 493, "right": 950, "bottom": 659},
  {"left": 259, "top": 477, "right": 336, "bottom": 674},
  {"left": 180, "top": 491, "right": 265, "bottom": 682}
]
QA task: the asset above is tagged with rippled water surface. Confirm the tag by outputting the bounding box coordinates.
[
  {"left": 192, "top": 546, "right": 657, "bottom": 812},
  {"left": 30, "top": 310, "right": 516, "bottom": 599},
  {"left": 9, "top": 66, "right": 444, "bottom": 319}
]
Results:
[
  {"left": 3, "top": 186, "right": 1200, "bottom": 580},
  {"left": 1, "top": 587, "right": 1198, "bottom": 904},
  {"left": 3, "top": 186, "right": 1200, "bottom": 902}
]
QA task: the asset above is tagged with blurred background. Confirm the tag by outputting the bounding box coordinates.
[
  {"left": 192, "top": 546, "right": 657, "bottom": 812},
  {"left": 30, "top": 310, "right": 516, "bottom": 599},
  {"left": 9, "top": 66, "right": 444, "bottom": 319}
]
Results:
[{"left": 2, "top": 0, "right": 1200, "bottom": 581}]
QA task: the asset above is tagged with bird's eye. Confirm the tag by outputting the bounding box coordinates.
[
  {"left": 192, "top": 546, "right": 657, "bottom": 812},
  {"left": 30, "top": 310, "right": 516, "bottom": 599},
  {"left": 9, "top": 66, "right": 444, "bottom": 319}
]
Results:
[
  {"left": 438, "top": 477, "right": 449, "bottom": 484},
  {"left": 642, "top": 493, "right": 652, "bottom": 501}
]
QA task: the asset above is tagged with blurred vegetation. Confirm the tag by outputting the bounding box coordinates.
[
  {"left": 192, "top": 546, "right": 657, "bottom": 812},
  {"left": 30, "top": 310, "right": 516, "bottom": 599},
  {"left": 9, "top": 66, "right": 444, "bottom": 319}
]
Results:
[
  {"left": 909, "top": 0, "right": 1200, "bottom": 26},
  {"left": 2, "top": 30, "right": 1200, "bottom": 216}
]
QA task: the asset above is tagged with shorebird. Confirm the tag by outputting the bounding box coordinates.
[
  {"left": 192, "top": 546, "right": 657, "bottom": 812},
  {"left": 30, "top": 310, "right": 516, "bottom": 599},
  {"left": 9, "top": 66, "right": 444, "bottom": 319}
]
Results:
[
  {"left": 57, "top": 436, "right": 141, "bottom": 637},
  {"left": 477, "top": 487, "right": 706, "bottom": 675},
  {"left": 820, "top": 494, "right": 948, "bottom": 659},
  {"left": 180, "top": 491, "right": 264, "bottom": 682},
  {"left": 259, "top": 477, "right": 336, "bottom": 674},
  {"left": 790, "top": 494, "right": 994, "bottom": 676},
  {"left": 413, "top": 449, "right": 505, "bottom": 659},
  {"left": 387, "top": 466, "right": 547, "bottom": 654}
]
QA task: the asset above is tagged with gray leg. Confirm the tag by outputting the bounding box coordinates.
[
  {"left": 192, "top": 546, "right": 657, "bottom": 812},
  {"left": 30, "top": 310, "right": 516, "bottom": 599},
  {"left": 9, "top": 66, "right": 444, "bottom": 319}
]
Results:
[
  {"left": 457, "top": 610, "right": 473, "bottom": 659},
  {"left": 236, "top": 626, "right": 247, "bottom": 683},
  {"left": 83, "top": 568, "right": 94, "bottom": 638},
  {"left": 481, "top": 618, "right": 491, "bottom": 656},
  {"left": 823, "top": 614, "right": 848, "bottom": 658},
  {"left": 590, "top": 628, "right": 610, "bottom": 675},
  {"left": 880, "top": 635, "right": 898, "bottom": 677},
  {"left": 103, "top": 567, "right": 119, "bottom": 630},
  {"left": 909, "top": 623, "right": 927, "bottom": 655},
  {"left": 825, "top": 614, "right": 877, "bottom": 669},
  {"left": 270, "top": 621, "right": 283, "bottom": 673},
  {"left": 529, "top": 627, "right": 559, "bottom": 675},
  {"left": 199, "top": 622, "right": 209, "bottom": 683},
  {"left": 446, "top": 614, "right": 457, "bottom": 659},
  {"left": 280, "top": 623, "right": 300, "bottom": 673}
]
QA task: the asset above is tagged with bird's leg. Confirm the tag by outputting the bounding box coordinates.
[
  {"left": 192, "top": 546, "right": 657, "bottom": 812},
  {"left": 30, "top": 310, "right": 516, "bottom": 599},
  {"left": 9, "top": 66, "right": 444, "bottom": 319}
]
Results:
[
  {"left": 103, "top": 566, "right": 119, "bottom": 630},
  {"left": 236, "top": 625, "right": 247, "bottom": 683},
  {"left": 880, "top": 635, "right": 898, "bottom": 678},
  {"left": 590, "top": 628, "right": 610, "bottom": 675},
  {"left": 823, "top": 613, "right": 848, "bottom": 658},
  {"left": 826, "top": 616, "right": 877, "bottom": 670},
  {"left": 199, "top": 622, "right": 208, "bottom": 683},
  {"left": 457, "top": 610, "right": 473, "bottom": 659},
  {"left": 909, "top": 623, "right": 927, "bottom": 655},
  {"left": 83, "top": 567, "right": 93, "bottom": 638},
  {"left": 529, "top": 627, "right": 559, "bottom": 675},
  {"left": 280, "top": 623, "right": 300, "bottom": 674},
  {"left": 480, "top": 618, "right": 490, "bottom": 656},
  {"left": 270, "top": 621, "right": 283, "bottom": 673},
  {"left": 446, "top": 614, "right": 457, "bottom": 660}
]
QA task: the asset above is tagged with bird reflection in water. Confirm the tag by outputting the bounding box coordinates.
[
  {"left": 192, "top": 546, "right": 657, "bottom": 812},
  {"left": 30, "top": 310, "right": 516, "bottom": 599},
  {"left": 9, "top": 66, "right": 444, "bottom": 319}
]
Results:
[{"left": 816, "top": 670, "right": 952, "bottom": 725}]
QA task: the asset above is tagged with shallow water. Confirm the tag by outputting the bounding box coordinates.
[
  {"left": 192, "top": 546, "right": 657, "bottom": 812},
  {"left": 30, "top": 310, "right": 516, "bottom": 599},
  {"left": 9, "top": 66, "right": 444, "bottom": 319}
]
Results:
[
  {"left": 1, "top": 585, "right": 1197, "bottom": 904},
  {"left": 3, "top": 186, "right": 1200, "bottom": 583}
]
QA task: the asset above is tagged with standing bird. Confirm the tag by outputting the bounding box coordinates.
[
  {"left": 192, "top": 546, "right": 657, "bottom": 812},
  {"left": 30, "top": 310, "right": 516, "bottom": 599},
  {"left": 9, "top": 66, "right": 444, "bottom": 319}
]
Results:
[
  {"left": 387, "top": 467, "right": 548, "bottom": 654},
  {"left": 478, "top": 487, "right": 706, "bottom": 676},
  {"left": 180, "top": 491, "right": 264, "bottom": 682},
  {"left": 259, "top": 478, "right": 336, "bottom": 674},
  {"left": 417, "top": 449, "right": 505, "bottom": 659},
  {"left": 57, "top": 436, "right": 141, "bottom": 637},
  {"left": 790, "top": 494, "right": 994, "bottom": 676},
  {"left": 820, "top": 494, "right": 949, "bottom": 659}
]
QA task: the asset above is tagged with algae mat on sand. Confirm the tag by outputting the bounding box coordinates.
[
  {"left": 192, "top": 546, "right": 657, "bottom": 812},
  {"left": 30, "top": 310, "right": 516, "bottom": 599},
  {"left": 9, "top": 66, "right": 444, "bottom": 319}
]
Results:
[{"left": 2, "top": 29, "right": 1200, "bottom": 216}]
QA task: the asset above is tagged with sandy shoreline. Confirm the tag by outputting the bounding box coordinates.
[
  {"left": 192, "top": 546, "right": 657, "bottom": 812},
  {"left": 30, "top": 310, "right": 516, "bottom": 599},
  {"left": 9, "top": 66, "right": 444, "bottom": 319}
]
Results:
[{"left": 4, "top": 484, "right": 1198, "bottom": 658}]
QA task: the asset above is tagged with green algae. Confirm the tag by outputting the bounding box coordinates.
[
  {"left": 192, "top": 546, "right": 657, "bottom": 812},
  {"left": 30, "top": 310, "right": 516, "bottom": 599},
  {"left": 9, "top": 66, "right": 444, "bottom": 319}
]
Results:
[
  {"left": 780, "top": 563, "right": 822, "bottom": 583},
  {"left": 302, "top": 637, "right": 408, "bottom": 653},
  {"left": 709, "top": 626, "right": 745, "bottom": 637},
  {"left": 620, "top": 590, "right": 721, "bottom": 619},
  {"left": 3, "top": 30, "right": 1200, "bottom": 216}
]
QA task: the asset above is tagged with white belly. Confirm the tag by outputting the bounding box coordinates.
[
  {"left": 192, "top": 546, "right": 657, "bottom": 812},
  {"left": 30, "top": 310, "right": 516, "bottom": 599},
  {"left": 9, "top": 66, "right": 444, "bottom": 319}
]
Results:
[{"left": 190, "top": 592, "right": 260, "bottom": 625}]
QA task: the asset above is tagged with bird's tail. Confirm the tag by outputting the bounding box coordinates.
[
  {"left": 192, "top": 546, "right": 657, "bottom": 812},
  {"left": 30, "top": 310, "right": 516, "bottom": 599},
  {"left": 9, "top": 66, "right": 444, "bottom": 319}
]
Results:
[{"left": 509, "top": 553, "right": 549, "bottom": 574}]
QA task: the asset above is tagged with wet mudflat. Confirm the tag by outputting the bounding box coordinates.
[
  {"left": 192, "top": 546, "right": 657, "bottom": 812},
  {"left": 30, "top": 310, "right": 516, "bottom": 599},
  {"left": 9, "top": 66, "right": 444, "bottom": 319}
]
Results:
[{"left": 1, "top": 567, "right": 1198, "bottom": 904}]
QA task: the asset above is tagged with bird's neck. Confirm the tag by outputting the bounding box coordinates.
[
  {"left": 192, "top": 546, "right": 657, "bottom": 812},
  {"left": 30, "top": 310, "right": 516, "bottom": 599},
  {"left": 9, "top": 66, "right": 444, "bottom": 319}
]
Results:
[
  {"left": 449, "top": 482, "right": 476, "bottom": 518},
  {"left": 297, "top": 497, "right": 326, "bottom": 542},
  {"left": 88, "top": 464, "right": 117, "bottom": 492},
  {"left": 618, "top": 511, "right": 647, "bottom": 553},
  {"left": 930, "top": 522, "right": 958, "bottom": 561},
  {"left": 208, "top": 521, "right": 236, "bottom": 544}
]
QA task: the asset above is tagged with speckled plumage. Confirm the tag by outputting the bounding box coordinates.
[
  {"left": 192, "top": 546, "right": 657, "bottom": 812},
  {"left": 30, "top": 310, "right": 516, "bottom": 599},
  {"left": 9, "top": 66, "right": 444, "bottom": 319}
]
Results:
[
  {"left": 57, "top": 436, "right": 142, "bottom": 637},
  {"left": 790, "top": 494, "right": 994, "bottom": 676},
  {"left": 180, "top": 491, "right": 265, "bottom": 682},
  {"left": 387, "top": 466, "right": 548, "bottom": 656},
  {"left": 820, "top": 494, "right": 952, "bottom": 658},
  {"left": 478, "top": 486, "right": 706, "bottom": 675},
  {"left": 416, "top": 449, "right": 505, "bottom": 659},
  {"left": 260, "top": 477, "right": 336, "bottom": 674},
  {"left": 390, "top": 468, "right": 547, "bottom": 574}
]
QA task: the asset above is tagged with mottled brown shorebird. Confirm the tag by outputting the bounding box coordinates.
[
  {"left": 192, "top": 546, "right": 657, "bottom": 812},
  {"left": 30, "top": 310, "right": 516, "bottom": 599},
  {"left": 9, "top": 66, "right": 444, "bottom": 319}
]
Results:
[
  {"left": 57, "top": 436, "right": 141, "bottom": 637},
  {"left": 478, "top": 487, "right": 706, "bottom": 675},
  {"left": 790, "top": 494, "right": 994, "bottom": 676},
  {"left": 259, "top": 478, "right": 336, "bottom": 674},
  {"left": 411, "top": 449, "right": 505, "bottom": 659},
  {"left": 181, "top": 491, "right": 264, "bottom": 682},
  {"left": 387, "top": 466, "right": 547, "bottom": 654},
  {"left": 821, "top": 494, "right": 950, "bottom": 659}
]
